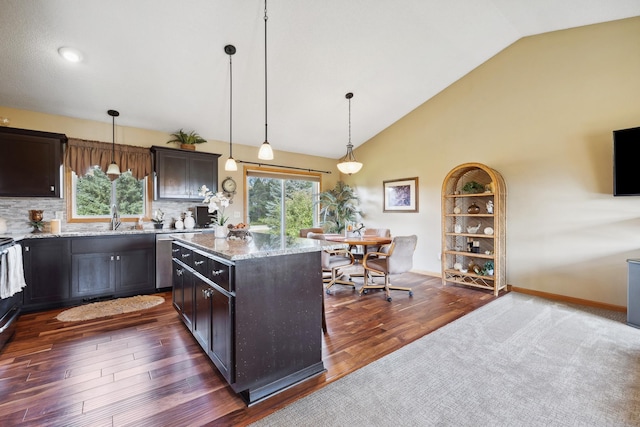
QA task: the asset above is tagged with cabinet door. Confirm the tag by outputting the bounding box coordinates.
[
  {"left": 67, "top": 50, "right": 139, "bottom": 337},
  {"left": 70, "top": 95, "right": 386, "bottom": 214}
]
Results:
[
  {"left": 172, "top": 259, "right": 185, "bottom": 313},
  {"left": 156, "top": 150, "right": 190, "bottom": 199},
  {"left": 189, "top": 155, "right": 216, "bottom": 200},
  {"left": 116, "top": 248, "right": 154, "bottom": 294},
  {"left": 193, "top": 277, "right": 211, "bottom": 351},
  {"left": 71, "top": 253, "right": 115, "bottom": 298},
  {"left": 23, "top": 239, "right": 70, "bottom": 309},
  {"left": 182, "top": 268, "right": 194, "bottom": 331},
  {"left": 0, "top": 127, "right": 65, "bottom": 197},
  {"left": 210, "top": 286, "right": 234, "bottom": 382}
]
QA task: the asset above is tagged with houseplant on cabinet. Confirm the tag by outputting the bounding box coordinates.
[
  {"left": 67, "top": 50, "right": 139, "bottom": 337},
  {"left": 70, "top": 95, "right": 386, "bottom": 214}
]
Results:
[{"left": 166, "top": 129, "right": 207, "bottom": 150}]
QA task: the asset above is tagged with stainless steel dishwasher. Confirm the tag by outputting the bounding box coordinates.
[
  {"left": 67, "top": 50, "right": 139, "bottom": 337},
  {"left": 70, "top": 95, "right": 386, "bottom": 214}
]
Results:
[{"left": 155, "top": 233, "right": 174, "bottom": 289}]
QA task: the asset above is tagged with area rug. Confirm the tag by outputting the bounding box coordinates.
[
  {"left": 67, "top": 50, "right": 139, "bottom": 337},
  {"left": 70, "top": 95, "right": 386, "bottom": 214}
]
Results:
[
  {"left": 251, "top": 293, "right": 640, "bottom": 427},
  {"left": 55, "top": 295, "right": 164, "bottom": 322}
]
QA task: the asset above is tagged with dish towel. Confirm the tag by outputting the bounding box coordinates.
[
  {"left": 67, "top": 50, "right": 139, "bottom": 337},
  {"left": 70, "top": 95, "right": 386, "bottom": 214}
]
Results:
[{"left": 1, "top": 244, "right": 27, "bottom": 299}]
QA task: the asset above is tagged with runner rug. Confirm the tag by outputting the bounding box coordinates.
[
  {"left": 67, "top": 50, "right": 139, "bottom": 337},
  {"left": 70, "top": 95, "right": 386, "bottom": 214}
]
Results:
[{"left": 55, "top": 295, "right": 164, "bottom": 322}]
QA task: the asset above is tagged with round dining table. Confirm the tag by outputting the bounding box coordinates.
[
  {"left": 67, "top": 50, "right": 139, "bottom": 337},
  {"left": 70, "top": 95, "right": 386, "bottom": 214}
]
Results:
[{"left": 323, "top": 234, "right": 392, "bottom": 256}]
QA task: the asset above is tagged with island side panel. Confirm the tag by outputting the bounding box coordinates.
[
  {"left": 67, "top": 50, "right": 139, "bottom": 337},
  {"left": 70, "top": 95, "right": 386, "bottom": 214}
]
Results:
[{"left": 233, "top": 251, "right": 325, "bottom": 393}]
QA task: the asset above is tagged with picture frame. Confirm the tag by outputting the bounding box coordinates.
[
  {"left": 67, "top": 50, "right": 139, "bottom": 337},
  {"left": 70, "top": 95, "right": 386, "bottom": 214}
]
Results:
[{"left": 383, "top": 177, "right": 419, "bottom": 212}]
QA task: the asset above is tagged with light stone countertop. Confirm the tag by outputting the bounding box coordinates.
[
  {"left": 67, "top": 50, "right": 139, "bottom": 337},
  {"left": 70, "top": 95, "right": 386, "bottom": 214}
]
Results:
[
  {"left": 172, "top": 232, "right": 347, "bottom": 261},
  {"left": 7, "top": 227, "right": 213, "bottom": 241}
]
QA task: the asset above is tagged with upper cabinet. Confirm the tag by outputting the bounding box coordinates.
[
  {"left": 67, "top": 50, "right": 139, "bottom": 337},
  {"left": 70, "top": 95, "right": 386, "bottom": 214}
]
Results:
[
  {"left": 151, "top": 146, "right": 220, "bottom": 201},
  {"left": 0, "top": 127, "right": 66, "bottom": 197}
]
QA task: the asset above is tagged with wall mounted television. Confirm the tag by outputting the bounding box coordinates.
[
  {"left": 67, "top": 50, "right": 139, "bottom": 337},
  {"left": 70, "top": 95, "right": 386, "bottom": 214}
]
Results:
[{"left": 613, "top": 126, "right": 640, "bottom": 196}]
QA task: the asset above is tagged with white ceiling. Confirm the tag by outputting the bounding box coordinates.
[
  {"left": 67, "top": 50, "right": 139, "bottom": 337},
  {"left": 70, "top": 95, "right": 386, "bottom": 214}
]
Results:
[{"left": 1, "top": 0, "right": 639, "bottom": 159}]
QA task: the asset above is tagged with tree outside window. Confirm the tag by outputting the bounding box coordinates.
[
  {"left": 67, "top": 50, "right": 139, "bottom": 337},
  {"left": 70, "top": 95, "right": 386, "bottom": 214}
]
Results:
[{"left": 73, "top": 167, "right": 145, "bottom": 219}]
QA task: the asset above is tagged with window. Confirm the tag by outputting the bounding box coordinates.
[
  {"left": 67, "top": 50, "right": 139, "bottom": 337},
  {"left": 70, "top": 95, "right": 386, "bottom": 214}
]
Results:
[
  {"left": 246, "top": 168, "right": 320, "bottom": 238},
  {"left": 67, "top": 166, "right": 149, "bottom": 222}
]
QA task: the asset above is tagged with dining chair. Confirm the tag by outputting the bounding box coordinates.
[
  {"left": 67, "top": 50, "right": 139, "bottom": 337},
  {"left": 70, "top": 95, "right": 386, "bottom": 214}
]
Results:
[
  {"left": 363, "top": 228, "right": 391, "bottom": 254},
  {"left": 361, "top": 235, "right": 417, "bottom": 302},
  {"left": 307, "top": 232, "right": 356, "bottom": 294}
]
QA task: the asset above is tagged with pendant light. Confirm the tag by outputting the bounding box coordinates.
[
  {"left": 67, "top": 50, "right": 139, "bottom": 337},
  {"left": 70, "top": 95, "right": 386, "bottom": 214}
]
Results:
[
  {"left": 106, "top": 109, "right": 121, "bottom": 176},
  {"left": 258, "top": 0, "right": 274, "bottom": 160},
  {"left": 224, "top": 44, "right": 238, "bottom": 172},
  {"left": 336, "top": 93, "right": 363, "bottom": 175}
]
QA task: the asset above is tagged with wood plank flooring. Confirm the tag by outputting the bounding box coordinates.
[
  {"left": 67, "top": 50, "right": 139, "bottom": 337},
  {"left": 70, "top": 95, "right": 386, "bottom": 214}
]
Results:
[{"left": 0, "top": 273, "right": 500, "bottom": 426}]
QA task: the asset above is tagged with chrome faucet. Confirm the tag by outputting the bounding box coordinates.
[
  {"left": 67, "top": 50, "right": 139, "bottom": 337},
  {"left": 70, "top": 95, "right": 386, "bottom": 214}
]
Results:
[{"left": 111, "top": 204, "right": 121, "bottom": 230}]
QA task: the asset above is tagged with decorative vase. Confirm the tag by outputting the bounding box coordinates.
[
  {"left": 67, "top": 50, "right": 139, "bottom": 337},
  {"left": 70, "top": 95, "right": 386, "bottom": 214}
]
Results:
[
  {"left": 180, "top": 144, "right": 196, "bottom": 151},
  {"left": 467, "top": 203, "right": 480, "bottom": 214},
  {"left": 215, "top": 225, "right": 229, "bottom": 238},
  {"left": 174, "top": 219, "right": 184, "bottom": 230},
  {"left": 153, "top": 223, "right": 163, "bottom": 230},
  {"left": 184, "top": 212, "right": 195, "bottom": 229}
]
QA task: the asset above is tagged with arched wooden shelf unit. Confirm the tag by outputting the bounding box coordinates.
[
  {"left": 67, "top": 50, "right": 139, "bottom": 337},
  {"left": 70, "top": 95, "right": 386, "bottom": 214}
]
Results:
[{"left": 441, "top": 163, "right": 506, "bottom": 296}]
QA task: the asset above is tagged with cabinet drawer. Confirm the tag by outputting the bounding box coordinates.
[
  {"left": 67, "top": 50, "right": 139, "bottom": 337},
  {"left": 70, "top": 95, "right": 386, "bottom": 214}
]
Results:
[
  {"left": 209, "top": 258, "right": 233, "bottom": 292},
  {"left": 178, "top": 246, "right": 194, "bottom": 268},
  {"left": 192, "top": 251, "right": 209, "bottom": 276}
]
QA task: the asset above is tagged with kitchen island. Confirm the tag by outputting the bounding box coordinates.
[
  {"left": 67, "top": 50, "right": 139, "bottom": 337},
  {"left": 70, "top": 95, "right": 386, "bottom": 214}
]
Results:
[{"left": 170, "top": 232, "right": 344, "bottom": 405}]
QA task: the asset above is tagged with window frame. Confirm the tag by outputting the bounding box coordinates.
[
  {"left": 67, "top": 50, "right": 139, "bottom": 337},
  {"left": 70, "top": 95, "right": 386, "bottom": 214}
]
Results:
[{"left": 65, "top": 167, "right": 153, "bottom": 224}]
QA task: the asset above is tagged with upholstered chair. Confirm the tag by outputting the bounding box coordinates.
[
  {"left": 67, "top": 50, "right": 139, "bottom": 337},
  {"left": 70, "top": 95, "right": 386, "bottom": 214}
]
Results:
[{"left": 361, "top": 235, "right": 417, "bottom": 302}]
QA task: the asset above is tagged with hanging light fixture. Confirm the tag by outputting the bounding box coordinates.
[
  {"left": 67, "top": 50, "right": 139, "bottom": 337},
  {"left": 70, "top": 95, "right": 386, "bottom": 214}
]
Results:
[
  {"left": 106, "top": 109, "right": 121, "bottom": 176},
  {"left": 224, "top": 44, "right": 238, "bottom": 172},
  {"left": 258, "top": 0, "right": 274, "bottom": 160},
  {"left": 336, "top": 92, "right": 363, "bottom": 175}
]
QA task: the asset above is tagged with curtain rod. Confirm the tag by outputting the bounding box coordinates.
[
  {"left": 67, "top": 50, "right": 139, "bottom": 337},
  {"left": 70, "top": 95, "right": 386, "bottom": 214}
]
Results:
[{"left": 237, "top": 160, "right": 332, "bottom": 174}]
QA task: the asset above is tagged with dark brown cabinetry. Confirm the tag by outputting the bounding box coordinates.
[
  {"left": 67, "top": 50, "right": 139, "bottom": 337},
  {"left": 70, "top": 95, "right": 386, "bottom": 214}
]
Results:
[
  {"left": 22, "top": 238, "right": 71, "bottom": 311},
  {"left": 70, "top": 235, "right": 155, "bottom": 299},
  {"left": 0, "top": 127, "right": 66, "bottom": 197},
  {"left": 151, "top": 146, "right": 220, "bottom": 200}
]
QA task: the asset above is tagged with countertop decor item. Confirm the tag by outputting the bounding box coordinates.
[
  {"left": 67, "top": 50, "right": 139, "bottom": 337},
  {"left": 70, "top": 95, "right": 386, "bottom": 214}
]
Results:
[
  {"left": 29, "top": 209, "right": 44, "bottom": 233},
  {"left": 467, "top": 203, "right": 480, "bottom": 214},
  {"left": 152, "top": 209, "right": 164, "bottom": 229},
  {"left": 184, "top": 211, "right": 196, "bottom": 230}
]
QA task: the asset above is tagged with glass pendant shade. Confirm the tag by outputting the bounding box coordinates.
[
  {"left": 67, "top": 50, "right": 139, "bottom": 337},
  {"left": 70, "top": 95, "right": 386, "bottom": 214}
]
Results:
[
  {"left": 224, "top": 157, "right": 238, "bottom": 171},
  {"left": 337, "top": 145, "right": 363, "bottom": 175},
  {"left": 106, "top": 162, "right": 121, "bottom": 175},
  {"left": 258, "top": 141, "right": 274, "bottom": 160}
]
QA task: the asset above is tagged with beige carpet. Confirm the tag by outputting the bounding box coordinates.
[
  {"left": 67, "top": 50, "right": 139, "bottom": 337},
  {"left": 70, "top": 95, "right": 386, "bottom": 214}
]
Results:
[
  {"left": 251, "top": 293, "right": 638, "bottom": 426},
  {"left": 55, "top": 295, "right": 164, "bottom": 322}
]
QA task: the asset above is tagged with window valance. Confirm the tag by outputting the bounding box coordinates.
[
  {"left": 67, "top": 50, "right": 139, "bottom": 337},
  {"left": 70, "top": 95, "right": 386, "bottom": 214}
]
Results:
[{"left": 65, "top": 138, "right": 152, "bottom": 180}]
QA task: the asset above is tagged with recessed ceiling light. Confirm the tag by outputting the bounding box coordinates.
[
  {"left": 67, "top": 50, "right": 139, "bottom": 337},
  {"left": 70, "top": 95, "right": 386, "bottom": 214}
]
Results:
[{"left": 58, "top": 47, "right": 83, "bottom": 63}]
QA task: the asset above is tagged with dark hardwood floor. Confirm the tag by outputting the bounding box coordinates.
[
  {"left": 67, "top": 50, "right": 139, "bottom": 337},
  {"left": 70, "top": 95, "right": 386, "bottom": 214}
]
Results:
[{"left": 0, "top": 273, "right": 500, "bottom": 426}]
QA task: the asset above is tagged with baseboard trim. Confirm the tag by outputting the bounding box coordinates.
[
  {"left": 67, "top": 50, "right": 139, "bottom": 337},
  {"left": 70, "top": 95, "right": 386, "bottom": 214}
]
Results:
[
  {"left": 409, "top": 270, "right": 626, "bottom": 313},
  {"left": 510, "top": 286, "right": 626, "bottom": 313}
]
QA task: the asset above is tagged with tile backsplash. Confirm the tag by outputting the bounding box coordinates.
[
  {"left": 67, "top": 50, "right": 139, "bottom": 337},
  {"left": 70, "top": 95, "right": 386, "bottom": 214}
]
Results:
[{"left": 0, "top": 197, "right": 205, "bottom": 234}]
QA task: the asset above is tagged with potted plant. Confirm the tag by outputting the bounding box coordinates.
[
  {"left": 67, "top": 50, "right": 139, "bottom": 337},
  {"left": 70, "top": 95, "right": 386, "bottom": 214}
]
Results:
[
  {"left": 317, "top": 181, "right": 360, "bottom": 234},
  {"left": 462, "top": 181, "right": 485, "bottom": 194},
  {"left": 482, "top": 260, "right": 494, "bottom": 276},
  {"left": 152, "top": 209, "right": 164, "bottom": 229},
  {"left": 166, "top": 129, "right": 207, "bottom": 150}
]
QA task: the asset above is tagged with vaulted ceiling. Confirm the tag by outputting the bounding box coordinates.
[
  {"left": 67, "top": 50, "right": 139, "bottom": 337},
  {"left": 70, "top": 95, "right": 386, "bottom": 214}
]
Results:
[{"left": 1, "top": 1, "right": 639, "bottom": 158}]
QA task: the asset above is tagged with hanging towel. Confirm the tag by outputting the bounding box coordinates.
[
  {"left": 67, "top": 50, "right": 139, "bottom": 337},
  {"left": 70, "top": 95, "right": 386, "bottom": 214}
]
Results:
[
  {"left": 1, "top": 244, "right": 27, "bottom": 299},
  {"left": 0, "top": 250, "right": 7, "bottom": 299}
]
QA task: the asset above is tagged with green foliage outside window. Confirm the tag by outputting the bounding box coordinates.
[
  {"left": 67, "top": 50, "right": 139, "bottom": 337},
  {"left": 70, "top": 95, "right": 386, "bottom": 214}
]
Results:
[{"left": 75, "top": 168, "right": 144, "bottom": 217}]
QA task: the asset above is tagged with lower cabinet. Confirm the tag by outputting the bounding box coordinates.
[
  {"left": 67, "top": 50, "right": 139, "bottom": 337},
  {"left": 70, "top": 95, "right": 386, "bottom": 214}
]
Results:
[
  {"left": 22, "top": 238, "right": 71, "bottom": 311},
  {"left": 172, "top": 243, "right": 235, "bottom": 383},
  {"left": 22, "top": 234, "right": 155, "bottom": 312},
  {"left": 71, "top": 235, "right": 155, "bottom": 299}
]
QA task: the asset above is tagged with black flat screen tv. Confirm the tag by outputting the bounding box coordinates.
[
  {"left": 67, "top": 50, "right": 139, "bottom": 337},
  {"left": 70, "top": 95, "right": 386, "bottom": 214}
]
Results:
[{"left": 613, "top": 126, "right": 640, "bottom": 196}]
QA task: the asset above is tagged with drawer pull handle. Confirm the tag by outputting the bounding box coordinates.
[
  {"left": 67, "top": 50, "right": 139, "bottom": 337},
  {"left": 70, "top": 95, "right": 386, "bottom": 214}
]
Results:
[
  {"left": 181, "top": 253, "right": 191, "bottom": 258},
  {"left": 194, "top": 260, "right": 204, "bottom": 266},
  {"left": 176, "top": 269, "right": 184, "bottom": 276},
  {"left": 171, "top": 248, "right": 180, "bottom": 253},
  {"left": 211, "top": 269, "right": 224, "bottom": 276},
  {"left": 202, "top": 288, "right": 213, "bottom": 298}
]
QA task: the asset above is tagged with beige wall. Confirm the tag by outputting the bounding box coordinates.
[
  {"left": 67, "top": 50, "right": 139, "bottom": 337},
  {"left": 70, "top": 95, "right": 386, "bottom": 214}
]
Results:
[{"left": 347, "top": 17, "right": 640, "bottom": 307}]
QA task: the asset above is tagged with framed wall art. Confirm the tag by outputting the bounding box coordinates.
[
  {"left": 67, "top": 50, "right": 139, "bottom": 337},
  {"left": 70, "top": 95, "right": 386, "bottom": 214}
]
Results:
[{"left": 383, "top": 177, "right": 418, "bottom": 212}]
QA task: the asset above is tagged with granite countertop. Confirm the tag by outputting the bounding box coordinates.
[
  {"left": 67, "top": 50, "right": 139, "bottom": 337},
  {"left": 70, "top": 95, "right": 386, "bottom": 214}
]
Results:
[
  {"left": 9, "top": 227, "right": 213, "bottom": 241},
  {"left": 172, "top": 232, "right": 347, "bottom": 261}
]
